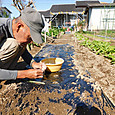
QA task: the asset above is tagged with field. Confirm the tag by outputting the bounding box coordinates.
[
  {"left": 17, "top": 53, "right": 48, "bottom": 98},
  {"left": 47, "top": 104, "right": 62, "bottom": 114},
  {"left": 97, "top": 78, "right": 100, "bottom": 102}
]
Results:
[{"left": 0, "top": 31, "right": 115, "bottom": 115}]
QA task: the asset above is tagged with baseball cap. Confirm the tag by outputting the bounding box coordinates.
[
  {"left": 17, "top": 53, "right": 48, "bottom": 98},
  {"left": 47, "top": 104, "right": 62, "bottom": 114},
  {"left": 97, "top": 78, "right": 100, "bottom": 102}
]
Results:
[{"left": 21, "top": 7, "right": 45, "bottom": 44}]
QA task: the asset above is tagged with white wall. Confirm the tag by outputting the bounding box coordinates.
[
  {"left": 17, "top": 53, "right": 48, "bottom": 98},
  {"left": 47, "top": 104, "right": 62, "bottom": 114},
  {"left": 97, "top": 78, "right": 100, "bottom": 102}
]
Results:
[{"left": 88, "top": 7, "right": 115, "bottom": 30}]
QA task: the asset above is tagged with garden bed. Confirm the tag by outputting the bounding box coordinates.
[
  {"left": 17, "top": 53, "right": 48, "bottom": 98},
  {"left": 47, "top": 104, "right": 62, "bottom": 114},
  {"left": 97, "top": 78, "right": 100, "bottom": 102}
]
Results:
[{"left": 0, "top": 33, "right": 115, "bottom": 114}]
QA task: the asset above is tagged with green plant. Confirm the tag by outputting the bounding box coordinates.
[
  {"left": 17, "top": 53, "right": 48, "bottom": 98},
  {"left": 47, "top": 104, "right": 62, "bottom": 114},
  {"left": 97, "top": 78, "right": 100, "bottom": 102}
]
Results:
[
  {"left": 78, "top": 33, "right": 115, "bottom": 64},
  {"left": 0, "top": 10, "right": 10, "bottom": 18},
  {"left": 27, "top": 41, "right": 41, "bottom": 50},
  {"left": 48, "top": 27, "right": 63, "bottom": 38},
  {"left": 77, "top": 20, "right": 86, "bottom": 32}
]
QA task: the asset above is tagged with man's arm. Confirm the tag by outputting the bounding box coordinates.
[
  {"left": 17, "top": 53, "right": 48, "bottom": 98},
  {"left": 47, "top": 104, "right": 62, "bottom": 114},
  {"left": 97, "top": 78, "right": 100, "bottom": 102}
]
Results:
[
  {"left": 17, "top": 69, "right": 43, "bottom": 79},
  {"left": 21, "top": 48, "right": 33, "bottom": 65},
  {"left": 21, "top": 48, "right": 46, "bottom": 71},
  {"left": 0, "top": 68, "right": 44, "bottom": 80},
  {"left": 0, "top": 69, "right": 17, "bottom": 80}
]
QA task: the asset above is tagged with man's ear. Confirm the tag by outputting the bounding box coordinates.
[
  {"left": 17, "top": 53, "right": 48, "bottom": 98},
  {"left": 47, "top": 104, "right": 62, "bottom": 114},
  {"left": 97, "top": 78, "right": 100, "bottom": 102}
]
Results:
[{"left": 16, "top": 23, "right": 24, "bottom": 32}]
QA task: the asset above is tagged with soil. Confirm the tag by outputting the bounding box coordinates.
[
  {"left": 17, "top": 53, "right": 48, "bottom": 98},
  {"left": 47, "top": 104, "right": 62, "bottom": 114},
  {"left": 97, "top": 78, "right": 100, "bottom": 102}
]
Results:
[{"left": 0, "top": 33, "right": 115, "bottom": 115}]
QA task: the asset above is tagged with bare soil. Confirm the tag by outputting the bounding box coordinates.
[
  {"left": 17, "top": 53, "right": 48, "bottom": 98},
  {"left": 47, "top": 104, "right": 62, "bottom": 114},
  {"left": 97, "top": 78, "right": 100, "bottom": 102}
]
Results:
[{"left": 0, "top": 33, "right": 115, "bottom": 115}]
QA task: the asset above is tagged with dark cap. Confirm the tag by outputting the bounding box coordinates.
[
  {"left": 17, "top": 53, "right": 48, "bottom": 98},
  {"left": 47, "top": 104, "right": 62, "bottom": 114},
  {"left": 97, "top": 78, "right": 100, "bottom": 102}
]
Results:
[{"left": 21, "top": 7, "right": 44, "bottom": 44}]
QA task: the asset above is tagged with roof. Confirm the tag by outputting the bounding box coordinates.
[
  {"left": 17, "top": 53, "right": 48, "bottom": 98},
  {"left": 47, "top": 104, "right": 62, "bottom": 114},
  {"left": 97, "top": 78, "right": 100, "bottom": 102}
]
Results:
[
  {"left": 50, "top": 4, "right": 77, "bottom": 12},
  {"left": 87, "top": 3, "right": 115, "bottom": 7},
  {"left": 76, "top": 0, "right": 100, "bottom": 7},
  {"left": 39, "top": 10, "right": 50, "bottom": 18},
  {"left": 39, "top": 4, "right": 78, "bottom": 18},
  {"left": 0, "top": 7, "right": 12, "bottom": 13},
  {"left": 76, "top": 8, "right": 86, "bottom": 12}
]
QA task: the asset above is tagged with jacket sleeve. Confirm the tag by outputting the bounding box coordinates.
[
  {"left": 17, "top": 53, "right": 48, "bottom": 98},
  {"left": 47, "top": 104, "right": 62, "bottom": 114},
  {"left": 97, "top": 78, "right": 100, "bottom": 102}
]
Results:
[
  {"left": 0, "top": 69, "right": 17, "bottom": 80},
  {"left": 21, "top": 48, "right": 33, "bottom": 65}
]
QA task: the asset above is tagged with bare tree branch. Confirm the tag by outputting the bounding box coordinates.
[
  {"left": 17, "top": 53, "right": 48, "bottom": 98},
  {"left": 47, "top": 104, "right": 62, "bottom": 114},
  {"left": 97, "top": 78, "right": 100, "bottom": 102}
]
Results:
[
  {"left": 26, "top": 1, "right": 33, "bottom": 7},
  {"left": 32, "top": 1, "right": 37, "bottom": 11},
  {"left": 12, "top": 0, "right": 21, "bottom": 13},
  {"left": 12, "top": 0, "right": 37, "bottom": 13},
  {"left": 19, "top": 0, "right": 24, "bottom": 9}
]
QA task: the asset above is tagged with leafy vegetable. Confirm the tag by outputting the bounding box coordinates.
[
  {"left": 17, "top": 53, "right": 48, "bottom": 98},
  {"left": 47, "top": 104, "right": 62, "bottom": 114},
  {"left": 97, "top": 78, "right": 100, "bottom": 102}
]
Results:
[{"left": 76, "top": 33, "right": 115, "bottom": 64}]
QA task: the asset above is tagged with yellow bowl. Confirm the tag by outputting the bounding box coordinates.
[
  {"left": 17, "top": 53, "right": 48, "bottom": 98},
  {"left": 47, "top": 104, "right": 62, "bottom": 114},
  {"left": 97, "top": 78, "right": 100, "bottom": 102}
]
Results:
[{"left": 41, "top": 57, "right": 64, "bottom": 72}]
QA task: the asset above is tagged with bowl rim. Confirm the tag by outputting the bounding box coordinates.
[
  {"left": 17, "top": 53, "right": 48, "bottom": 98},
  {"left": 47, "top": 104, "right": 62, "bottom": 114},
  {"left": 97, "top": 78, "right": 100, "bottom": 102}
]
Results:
[{"left": 40, "top": 57, "right": 64, "bottom": 66}]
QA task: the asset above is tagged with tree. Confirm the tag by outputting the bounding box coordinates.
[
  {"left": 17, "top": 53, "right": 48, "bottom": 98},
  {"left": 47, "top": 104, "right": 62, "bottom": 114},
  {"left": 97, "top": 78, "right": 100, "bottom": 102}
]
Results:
[
  {"left": 0, "top": 7, "right": 10, "bottom": 18},
  {"left": 12, "top": 0, "right": 37, "bottom": 13},
  {"left": 0, "top": 10, "right": 10, "bottom": 18}
]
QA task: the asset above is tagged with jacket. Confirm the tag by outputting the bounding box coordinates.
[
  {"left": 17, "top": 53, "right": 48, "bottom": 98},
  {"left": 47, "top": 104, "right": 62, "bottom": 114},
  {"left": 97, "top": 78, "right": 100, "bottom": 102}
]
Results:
[{"left": 0, "top": 18, "right": 33, "bottom": 80}]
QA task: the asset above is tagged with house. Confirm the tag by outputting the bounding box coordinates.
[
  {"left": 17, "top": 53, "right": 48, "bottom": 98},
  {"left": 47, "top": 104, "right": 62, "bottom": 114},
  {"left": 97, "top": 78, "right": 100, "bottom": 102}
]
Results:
[
  {"left": 0, "top": 7, "right": 12, "bottom": 18},
  {"left": 39, "top": 10, "right": 51, "bottom": 23},
  {"left": 75, "top": 0, "right": 100, "bottom": 16},
  {"left": 85, "top": 3, "right": 115, "bottom": 30},
  {"left": 40, "top": 0, "right": 115, "bottom": 31},
  {"left": 75, "top": 0, "right": 101, "bottom": 31},
  {"left": 40, "top": 4, "right": 78, "bottom": 27},
  {"left": 40, "top": 0, "right": 101, "bottom": 28},
  {"left": 75, "top": 0, "right": 115, "bottom": 31}
]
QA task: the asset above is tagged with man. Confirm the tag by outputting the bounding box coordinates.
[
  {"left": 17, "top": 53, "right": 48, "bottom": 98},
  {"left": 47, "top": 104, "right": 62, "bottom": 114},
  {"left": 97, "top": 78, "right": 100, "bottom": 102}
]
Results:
[{"left": 0, "top": 7, "right": 46, "bottom": 80}]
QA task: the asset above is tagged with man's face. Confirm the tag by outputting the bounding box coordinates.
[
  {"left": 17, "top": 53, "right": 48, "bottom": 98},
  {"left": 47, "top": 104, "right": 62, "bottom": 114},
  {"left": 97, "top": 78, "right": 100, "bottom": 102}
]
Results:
[{"left": 13, "top": 21, "right": 32, "bottom": 46}]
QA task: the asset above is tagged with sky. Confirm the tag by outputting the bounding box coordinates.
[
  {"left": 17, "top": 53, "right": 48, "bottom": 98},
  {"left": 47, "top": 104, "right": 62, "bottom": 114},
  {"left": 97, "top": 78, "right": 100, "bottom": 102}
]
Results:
[{"left": 1, "top": 0, "right": 114, "bottom": 18}]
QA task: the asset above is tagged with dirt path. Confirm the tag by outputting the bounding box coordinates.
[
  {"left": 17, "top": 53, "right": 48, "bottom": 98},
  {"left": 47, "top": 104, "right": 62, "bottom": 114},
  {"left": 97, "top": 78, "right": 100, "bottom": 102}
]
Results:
[
  {"left": 0, "top": 33, "right": 115, "bottom": 115},
  {"left": 58, "top": 33, "right": 115, "bottom": 106},
  {"left": 52, "top": 33, "right": 115, "bottom": 112}
]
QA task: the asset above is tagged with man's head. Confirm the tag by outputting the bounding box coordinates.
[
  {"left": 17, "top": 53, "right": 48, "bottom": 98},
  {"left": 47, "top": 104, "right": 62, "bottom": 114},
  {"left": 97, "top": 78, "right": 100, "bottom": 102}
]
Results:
[{"left": 12, "top": 7, "right": 44, "bottom": 45}]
